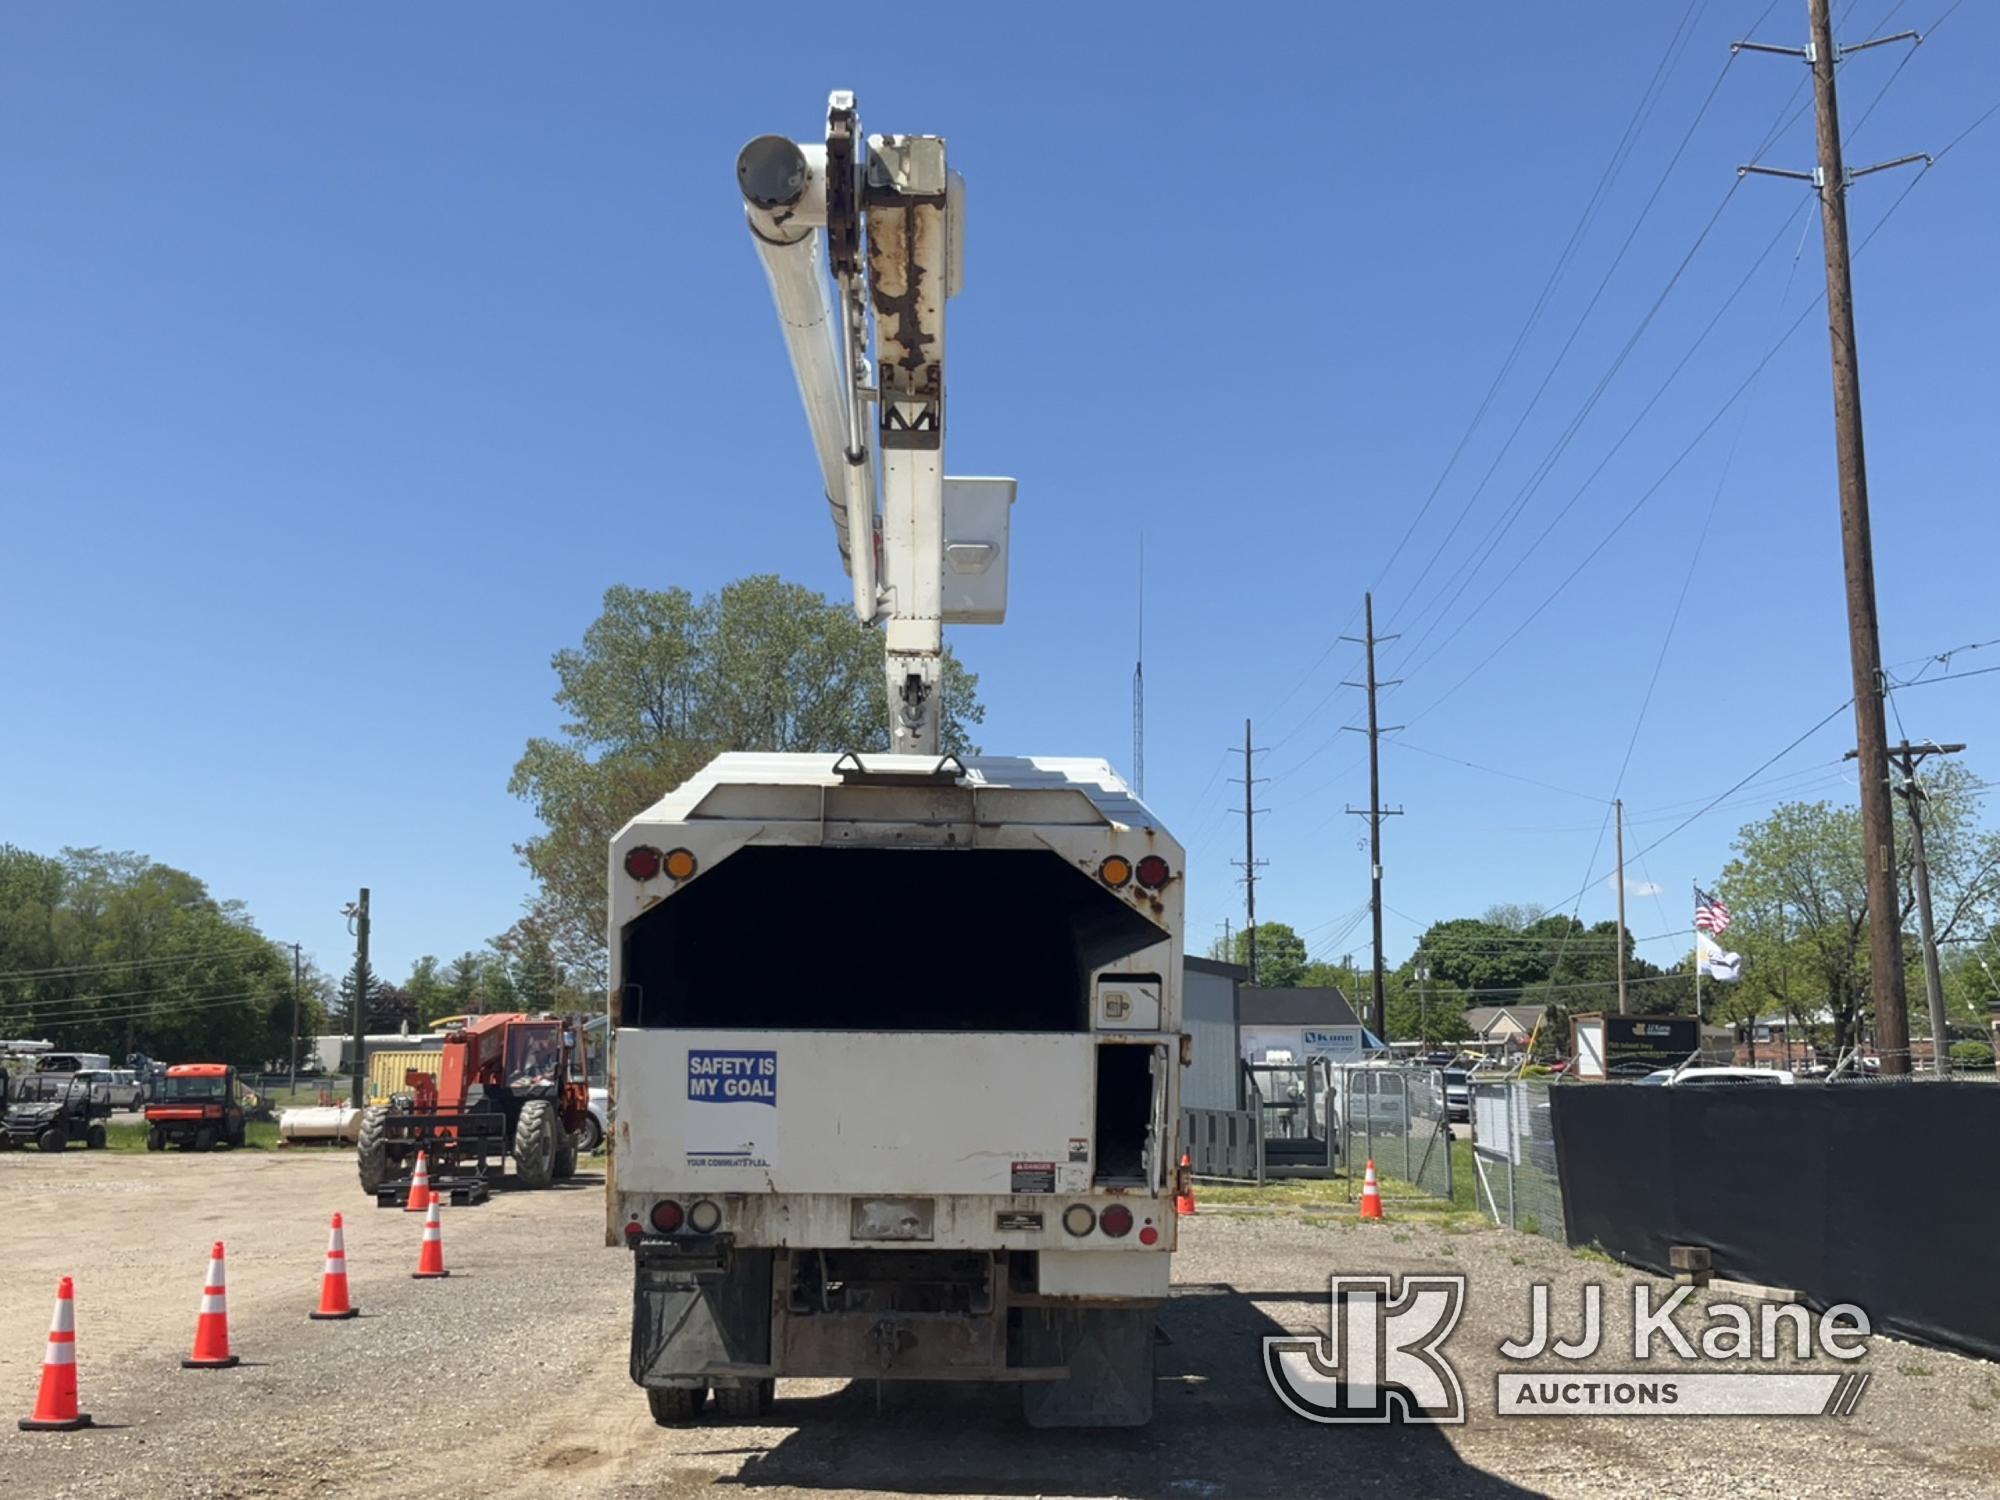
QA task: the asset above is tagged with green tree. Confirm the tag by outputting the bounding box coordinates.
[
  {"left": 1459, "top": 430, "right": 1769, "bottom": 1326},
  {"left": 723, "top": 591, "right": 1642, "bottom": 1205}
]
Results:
[
  {"left": 1717, "top": 763, "right": 2000, "bottom": 1056},
  {"left": 0, "top": 845, "right": 313, "bottom": 1069},
  {"left": 1207, "top": 922, "right": 1310, "bottom": 988},
  {"left": 402, "top": 955, "right": 453, "bottom": 1026},
  {"left": 511, "top": 577, "right": 986, "bottom": 985}
]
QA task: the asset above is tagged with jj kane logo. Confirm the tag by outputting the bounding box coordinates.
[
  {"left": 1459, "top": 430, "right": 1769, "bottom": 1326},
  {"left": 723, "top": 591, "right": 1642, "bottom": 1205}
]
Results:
[{"left": 1268, "top": 1275, "right": 1873, "bottom": 1423}]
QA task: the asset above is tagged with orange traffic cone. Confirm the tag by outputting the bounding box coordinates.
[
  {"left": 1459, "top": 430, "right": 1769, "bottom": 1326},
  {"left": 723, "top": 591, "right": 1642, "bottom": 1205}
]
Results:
[
  {"left": 412, "top": 1193, "right": 448, "bottom": 1279},
  {"left": 310, "top": 1213, "right": 359, "bottom": 1320},
  {"left": 19, "top": 1277, "right": 92, "bottom": 1431},
  {"left": 1175, "top": 1152, "right": 1198, "bottom": 1217},
  {"left": 183, "top": 1242, "right": 241, "bottom": 1368},
  {"left": 1358, "top": 1159, "right": 1385, "bottom": 1221},
  {"left": 404, "top": 1150, "right": 433, "bottom": 1212}
]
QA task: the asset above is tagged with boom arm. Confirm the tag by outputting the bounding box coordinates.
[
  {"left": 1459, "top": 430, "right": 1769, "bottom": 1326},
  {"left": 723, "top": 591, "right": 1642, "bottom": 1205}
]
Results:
[{"left": 738, "top": 92, "right": 1011, "bottom": 756}]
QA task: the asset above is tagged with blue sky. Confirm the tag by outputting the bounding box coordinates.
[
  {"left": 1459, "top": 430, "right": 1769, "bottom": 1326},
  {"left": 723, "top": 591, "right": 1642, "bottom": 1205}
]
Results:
[{"left": 4, "top": 3, "right": 1994, "bottom": 988}]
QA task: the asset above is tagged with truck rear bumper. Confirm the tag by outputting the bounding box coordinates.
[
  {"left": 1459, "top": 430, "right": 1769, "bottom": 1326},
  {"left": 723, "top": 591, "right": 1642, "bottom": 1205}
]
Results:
[{"left": 630, "top": 1237, "right": 1162, "bottom": 1408}]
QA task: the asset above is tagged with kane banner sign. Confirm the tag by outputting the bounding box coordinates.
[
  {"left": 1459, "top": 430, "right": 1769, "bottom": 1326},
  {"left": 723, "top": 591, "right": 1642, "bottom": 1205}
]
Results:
[{"left": 1265, "top": 1276, "right": 1871, "bottom": 1423}]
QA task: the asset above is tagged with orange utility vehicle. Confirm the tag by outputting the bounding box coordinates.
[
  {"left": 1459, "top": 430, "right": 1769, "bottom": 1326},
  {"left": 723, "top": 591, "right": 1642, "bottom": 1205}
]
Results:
[
  {"left": 145, "top": 1063, "right": 248, "bottom": 1151},
  {"left": 356, "top": 1013, "right": 591, "bottom": 1207}
]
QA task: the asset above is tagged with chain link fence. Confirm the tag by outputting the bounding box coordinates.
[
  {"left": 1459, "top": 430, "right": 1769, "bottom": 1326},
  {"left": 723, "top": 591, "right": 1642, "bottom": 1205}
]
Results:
[
  {"left": 1333, "top": 1065, "right": 1453, "bottom": 1204},
  {"left": 1469, "top": 1076, "right": 1566, "bottom": 1241}
]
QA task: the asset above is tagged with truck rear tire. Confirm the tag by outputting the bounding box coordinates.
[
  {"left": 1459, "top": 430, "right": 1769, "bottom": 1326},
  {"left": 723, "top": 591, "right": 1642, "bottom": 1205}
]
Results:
[
  {"left": 86, "top": 1124, "right": 107, "bottom": 1150},
  {"left": 711, "top": 1379, "right": 774, "bottom": 1420},
  {"left": 40, "top": 1127, "right": 68, "bottom": 1153},
  {"left": 646, "top": 1385, "right": 706, "bottom": 1425},
  {"left": 513, "top": 1100, "right": 558, "bottom": 1189},
  {"left": 356, "top": 1106, "right": 390, "bottom": 1195}
]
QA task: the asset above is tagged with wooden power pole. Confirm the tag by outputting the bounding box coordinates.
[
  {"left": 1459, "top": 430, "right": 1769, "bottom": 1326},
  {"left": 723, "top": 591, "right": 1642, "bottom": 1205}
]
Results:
[{"left": 1737, "top": 0, "right": 1927, "bottom": 1071}]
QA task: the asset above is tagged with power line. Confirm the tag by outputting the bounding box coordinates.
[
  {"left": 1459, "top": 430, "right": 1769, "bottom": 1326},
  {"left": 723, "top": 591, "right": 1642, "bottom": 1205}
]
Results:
[{"left": 0, "top": 941, "right": 279, "bottom": 983}]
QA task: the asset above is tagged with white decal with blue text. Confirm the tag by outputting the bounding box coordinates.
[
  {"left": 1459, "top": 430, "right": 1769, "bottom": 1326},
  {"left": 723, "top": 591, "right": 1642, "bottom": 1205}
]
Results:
[{"left": 684, "top": 1049, "right": 777, "bottom": 1170}]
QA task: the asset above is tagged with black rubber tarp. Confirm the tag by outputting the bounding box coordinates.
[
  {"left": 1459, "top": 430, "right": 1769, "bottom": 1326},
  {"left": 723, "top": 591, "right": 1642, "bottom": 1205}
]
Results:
[{"left": 1549, "top": 1082, "right": 2000, "bottom": 1362}]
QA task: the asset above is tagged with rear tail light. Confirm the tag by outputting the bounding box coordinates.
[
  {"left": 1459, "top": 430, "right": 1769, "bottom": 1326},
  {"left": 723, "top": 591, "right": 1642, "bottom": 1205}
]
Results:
[
  {"left": 1061, "top": 1204, "right": 1096, "bottom": 1237},
  {"left": 204, "top": 1104, "right": 223, "bottom": 1119},
  {"left": 1139, "top": 1225, "right": 1160, "bottom": 1246},
  {"left": 624, "top": 846, "right": 663, "bottom": 881},
  {"left": 687, "top": 1200, "right": 722, "bottom": 1234},
  {"left": 649, "top": 1199, "right": 685, "bottom": 1234},
  {"left": 623, "top": 1219, "right": 644, "bottom": 1245},
  {"left": 1135, "top": 855, "right": 1171, "bottom": 889},
  {"left": 1099, "top": 1204, "right": 1134, "bottom": 1238}
]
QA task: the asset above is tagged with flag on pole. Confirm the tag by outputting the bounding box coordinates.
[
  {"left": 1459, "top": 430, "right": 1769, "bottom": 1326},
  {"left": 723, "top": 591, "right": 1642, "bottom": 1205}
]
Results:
[
  {"left": 1697, "top": 931, "right": 1742, "bottom": 982},
  {"left": 1694, "top": 887, "right": 1733, "bottom": 935}
]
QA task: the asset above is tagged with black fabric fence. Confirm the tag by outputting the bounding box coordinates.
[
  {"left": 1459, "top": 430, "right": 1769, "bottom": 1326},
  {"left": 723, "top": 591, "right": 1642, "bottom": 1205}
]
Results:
[{"left": 1549, "top": 1082, "right": 2000, "bottom": 1362}]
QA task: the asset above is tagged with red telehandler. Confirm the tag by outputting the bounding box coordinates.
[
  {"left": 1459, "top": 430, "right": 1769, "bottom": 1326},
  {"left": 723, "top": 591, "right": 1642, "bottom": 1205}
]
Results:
[{"left": 357, "top": 1013, "right": 592, "bottom": 1206}]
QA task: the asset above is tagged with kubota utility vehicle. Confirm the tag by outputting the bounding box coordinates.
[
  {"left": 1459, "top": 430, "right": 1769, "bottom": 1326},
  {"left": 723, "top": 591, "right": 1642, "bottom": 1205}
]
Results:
[
  {"left": 145, "top": 1064, "right": 248, "bottom": 1150},
  {"left": 356, "top": 1012, "right": 590, "bottom": 1207},
  {"left": 2, "top": 1071, "right": 113, "bottom": 1151}
]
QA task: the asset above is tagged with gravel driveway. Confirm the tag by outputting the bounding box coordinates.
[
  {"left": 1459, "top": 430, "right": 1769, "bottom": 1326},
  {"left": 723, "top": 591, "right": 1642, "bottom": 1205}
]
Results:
[{"left": 3, "top": 1151, "right": 1996, "bottom": 1498}]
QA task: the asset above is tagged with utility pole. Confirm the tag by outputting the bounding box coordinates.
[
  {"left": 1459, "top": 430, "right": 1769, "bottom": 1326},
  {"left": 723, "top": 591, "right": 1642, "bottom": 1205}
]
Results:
[
  {"left": 1735, "top": 1, "right": 1926, "bottom": 1074},
  {"left": 1615, "top": 799, "right": 1628, "bottom": 1016},
  {"left": 1342, "top": 594, "right": 1403, "bottom": 1036},
  {"left": 1887, "top": 741, "right": 1964, "bottom": 1073},
  {"left": 1229, "top": 720, "right": 1268, "bottom": 986},
  {"left": 344, "top": 889, "right": 370, "bottom": 1110},
  {"left": 288, "top": 941, "right": 303, "bottom": 1093}
]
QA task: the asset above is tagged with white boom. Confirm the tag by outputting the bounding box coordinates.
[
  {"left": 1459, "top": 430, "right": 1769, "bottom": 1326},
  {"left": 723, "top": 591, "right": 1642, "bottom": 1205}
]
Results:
[{"left": 738, "top": 91, "right": 1012, "bottom": 755}]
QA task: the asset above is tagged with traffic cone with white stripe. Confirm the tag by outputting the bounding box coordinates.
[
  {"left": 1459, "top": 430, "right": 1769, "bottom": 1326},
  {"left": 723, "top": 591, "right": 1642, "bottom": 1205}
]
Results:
[
  {"left": 309, "top": 1213, "right": 359, "bottom": 1320},
  {"left": 412, "top": 1192, "right": 448, "bottom": 1279},
  {"left": 19, "top": 1278, "right": 92, "bottom": 1431},
  {"left": 1358, "top": 1159, "right": 1385, "bottom": 1221},
  {"left": 182, "top": 1242, "right": 241, "bottom": 1368},
  {"left": 404, "top": 1150, "right": 433, "bottom": 1212}
]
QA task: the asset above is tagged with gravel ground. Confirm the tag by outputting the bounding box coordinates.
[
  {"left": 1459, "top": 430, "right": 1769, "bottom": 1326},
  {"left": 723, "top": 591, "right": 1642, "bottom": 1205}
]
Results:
[{"left": 3, "top": 1149, "right": 1997, "bottom": 1498}]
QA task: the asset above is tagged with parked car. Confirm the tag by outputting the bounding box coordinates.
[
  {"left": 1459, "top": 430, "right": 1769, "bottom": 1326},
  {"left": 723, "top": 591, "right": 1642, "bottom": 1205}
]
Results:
[
  {"left": 1636, "top": 1066, "right": 1796, "bottom": 1087},
  {"left": 74, "top": 1068, "right": 144, "bottom": 1111},
  {"left": 579, "top": 1085, "right": 610, "bottom": 1154},
  {"left": 1341, "top": 1070, "right": 1411, "bottom": 1133},
  {"left": 1442, "top": 1067, "right": 1472, "bottom": 1122}
]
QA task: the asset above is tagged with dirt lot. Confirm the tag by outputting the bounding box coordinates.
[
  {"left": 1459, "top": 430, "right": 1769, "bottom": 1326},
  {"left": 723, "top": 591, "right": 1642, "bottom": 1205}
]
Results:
[{"left": 4, "top": 1149, "right": 1999, "bottom": 1499}]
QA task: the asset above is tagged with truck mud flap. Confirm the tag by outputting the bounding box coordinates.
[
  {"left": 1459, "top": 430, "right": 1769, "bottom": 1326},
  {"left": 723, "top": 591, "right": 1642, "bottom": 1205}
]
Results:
[
  {"left": 631, "top": 1241, "right": 772, "bottom": 1386},
  {"left": 1017, "top": 1306, "right": 1157, "bottom": 1428}
]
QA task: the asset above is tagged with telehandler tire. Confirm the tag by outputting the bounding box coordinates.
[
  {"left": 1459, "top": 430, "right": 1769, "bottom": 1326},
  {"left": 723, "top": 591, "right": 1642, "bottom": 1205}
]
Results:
[
  {"left": 553, "top": 1128, "right": 578, "bottom": 1182},
  {"left": 513, "top": 1099, "right": 559, "bottom": 1189},
  {"left": 356, "top": 1106, "right": 390, "bottom": 1195}
]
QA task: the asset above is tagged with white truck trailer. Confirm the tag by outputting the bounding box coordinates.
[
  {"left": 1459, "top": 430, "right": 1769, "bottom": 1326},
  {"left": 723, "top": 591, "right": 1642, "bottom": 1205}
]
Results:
[{"left": 607, "top": 93, "right": 1187, "bottom": 1427}]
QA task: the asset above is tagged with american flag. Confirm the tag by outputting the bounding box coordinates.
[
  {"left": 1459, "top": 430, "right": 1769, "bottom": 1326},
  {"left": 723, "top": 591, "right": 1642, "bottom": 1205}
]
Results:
[{"left": 1694, "top": 887, "right": 1733, "bottom": 935}]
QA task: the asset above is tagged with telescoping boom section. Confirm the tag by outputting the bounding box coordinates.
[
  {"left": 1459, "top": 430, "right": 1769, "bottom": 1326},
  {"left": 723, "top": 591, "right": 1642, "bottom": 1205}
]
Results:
[
  {"left": 608, "top": 753, "right": 1187, "bottom": 1427},
  {"left": 737, "top": 92, "right": 1014, "bottom": 756}
]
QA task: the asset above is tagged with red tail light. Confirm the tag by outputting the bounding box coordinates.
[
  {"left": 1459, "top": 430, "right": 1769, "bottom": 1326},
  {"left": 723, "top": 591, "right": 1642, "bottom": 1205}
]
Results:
[
  {"left": 624, "top": 846, "right": 663, "bottom": 881},
  {"left": 650, "top": 1199, "right": 685, "bottom": 1234},
  {"left": 1099, "top": 1205, "right": 1134, "bottom": 1238},
  {"left": 1135, "top": 855, "right": 1171, "bottom": 889},
  {"left": 204, "top": 1104, "right": 223, "bottom": 1119},
  {"left": 623, "top": 1220, "right": 644, "bottom": 1244}
]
